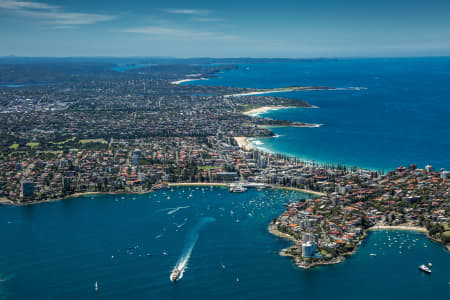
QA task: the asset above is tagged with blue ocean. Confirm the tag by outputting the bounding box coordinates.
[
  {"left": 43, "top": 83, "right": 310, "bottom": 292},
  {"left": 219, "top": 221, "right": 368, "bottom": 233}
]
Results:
[
  {"left": 1, "top": 188, "right": 449, "bottom": 299},
  {"left": 188, "top": 58, "right": 450, "bottom": 171}
]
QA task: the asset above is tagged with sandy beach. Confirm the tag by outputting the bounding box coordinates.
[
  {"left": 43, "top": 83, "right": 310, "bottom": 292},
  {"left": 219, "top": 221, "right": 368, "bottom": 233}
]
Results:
[
  {"left": 171, "top": 77, "right": 207, "bottom": 85},
  {"left": 368, "top": 225, "right": 428, "bottom": 233},
  {"left": 224, "top": 86, "right": 335, "bottom": 98},
  {"left": 0, "top": 197, "right": 13, "bottom": 204},
  {"left": 225, "top": 90, "right": 285, "bottom": 98},
  {"left": 242, "top": 105, "right": 295, "bottom": 116},
  {"left": 274, "top": 185, "right": 326, "bottom": 196},
  {"left": 234, "top": 136, "right": 255, "bottom": 151},
  {"left": 168, "top": 182, "right": 227, "bottom": 187}
]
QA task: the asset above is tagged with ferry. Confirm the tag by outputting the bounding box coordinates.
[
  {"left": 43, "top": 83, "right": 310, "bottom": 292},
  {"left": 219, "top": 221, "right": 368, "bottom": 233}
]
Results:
[
  {"left": 418, "top": 264, "right": 431, "bottom": 274},
  {"left": 170, "top": 269, "right": 181, "bottom": 282}
]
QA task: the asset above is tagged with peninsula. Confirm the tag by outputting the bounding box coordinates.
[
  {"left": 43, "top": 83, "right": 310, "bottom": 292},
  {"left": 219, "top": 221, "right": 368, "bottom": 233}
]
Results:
[{"left": 269, "top": 164, "right": 450, "bottom": 268}]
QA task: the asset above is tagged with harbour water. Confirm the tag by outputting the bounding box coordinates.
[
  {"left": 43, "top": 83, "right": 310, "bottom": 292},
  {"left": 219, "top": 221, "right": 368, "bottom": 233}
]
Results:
[
  {"left": 187, "top": 58, "right": 450, "bottom": 170},
  {"left": 0, "top": 187, "right": 449, "bottom": 299}
]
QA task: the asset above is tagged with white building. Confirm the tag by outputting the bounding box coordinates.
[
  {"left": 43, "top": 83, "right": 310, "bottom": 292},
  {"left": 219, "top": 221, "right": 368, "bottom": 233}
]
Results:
[{"left": 302, "top": 241, "right": 317, "bottom": 257}]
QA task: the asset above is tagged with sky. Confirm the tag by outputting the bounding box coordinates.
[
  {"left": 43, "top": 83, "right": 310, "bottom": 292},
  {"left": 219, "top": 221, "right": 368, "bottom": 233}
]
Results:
[{"left": 1, "top": 0, "right": 450, "bottom": 58}]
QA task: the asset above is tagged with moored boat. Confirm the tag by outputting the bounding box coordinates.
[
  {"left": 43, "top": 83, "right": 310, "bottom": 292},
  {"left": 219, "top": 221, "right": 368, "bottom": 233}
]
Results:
[{"left": 418, "top": 264, "right": 431, "bottom": 274}]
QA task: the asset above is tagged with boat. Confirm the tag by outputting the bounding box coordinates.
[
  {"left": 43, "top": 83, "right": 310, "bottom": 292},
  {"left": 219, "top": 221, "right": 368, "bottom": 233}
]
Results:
[
  {"left": 418, "top": 264, "right": 431, "bottom": 274},
  {"left": 370, "top": 253, "right": 376, "bottom": 256},
  {"left": 170, "top": 269, "right": 181, "bottom": 282},
  {"left": 94, "top": 281, "right": 99, "bottom": 292},
  {"left": 231, "top": 184, "right": 247, "bottom": 193}
]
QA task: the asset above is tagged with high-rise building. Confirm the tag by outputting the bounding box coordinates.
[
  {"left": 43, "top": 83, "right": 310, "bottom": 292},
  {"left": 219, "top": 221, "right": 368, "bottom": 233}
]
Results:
[
  {"left": 302, "top": 241, "right": 317, "bottom": 257},
  {"left": 303, "top": 232, "right": 318, "bottom": 244}
]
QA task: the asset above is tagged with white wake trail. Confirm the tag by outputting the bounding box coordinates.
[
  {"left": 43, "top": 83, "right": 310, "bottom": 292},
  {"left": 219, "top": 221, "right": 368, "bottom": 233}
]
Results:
[
  {"left": 168, "top": 206, "right": 190, "bottom": 215},
  {"left": 171, "top": 217, "right": 215, "bottom": 280}
]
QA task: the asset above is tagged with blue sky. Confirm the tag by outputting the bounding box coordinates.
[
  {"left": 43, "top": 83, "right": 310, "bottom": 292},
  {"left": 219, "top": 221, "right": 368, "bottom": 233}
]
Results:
[{"left": 1, "top": 0, "right": 450, "bottom": 57}]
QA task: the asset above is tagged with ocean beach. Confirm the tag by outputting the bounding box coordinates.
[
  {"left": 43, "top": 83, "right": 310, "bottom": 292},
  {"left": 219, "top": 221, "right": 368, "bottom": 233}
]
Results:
[
  {"left": 189, "top": 58, "right": 450, "bottom": 170},
  {"left": 242, "top": 105, "right": 295, "bottom": 116}
]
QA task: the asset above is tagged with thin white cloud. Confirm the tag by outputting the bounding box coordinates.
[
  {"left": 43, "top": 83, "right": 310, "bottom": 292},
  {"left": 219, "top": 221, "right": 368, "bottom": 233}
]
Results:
[
  {"left": 0, "top": 0, "right": 58, "bottom": 10},
  {"left": 191, "top": 17, "right": 224, "bottom": 22},
  {"left": 163, "top": 8, "right": 211, "bottom": 15},
  {"left": 122, "top": 25, "right": 237, "bottom": 40},
  {"left": 0, "top": 0, "right": 116, "bottom": 25}
]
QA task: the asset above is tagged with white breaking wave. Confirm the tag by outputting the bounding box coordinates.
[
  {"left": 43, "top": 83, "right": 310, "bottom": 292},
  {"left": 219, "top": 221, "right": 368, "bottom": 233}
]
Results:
[
  {"left": 172, "top": 217, "right": 215, "bottom": 281},
  {"left": 334, "top": 87, "right": 368, "bottom": 91}
]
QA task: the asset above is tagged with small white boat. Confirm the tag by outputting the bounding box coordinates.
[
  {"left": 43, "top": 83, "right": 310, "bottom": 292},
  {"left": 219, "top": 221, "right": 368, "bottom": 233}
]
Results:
[
  {"left": 170, "top": 269, "right": 181, "bottom": 282},
  {"left": 94, "top": 281, "right": 99, "bottom": 292},
  {"left": 370, "top": 253, "right": 376, "bottom": 256},
  {"left": 419, "top": 264, "right": 431, "bottom": 274}
]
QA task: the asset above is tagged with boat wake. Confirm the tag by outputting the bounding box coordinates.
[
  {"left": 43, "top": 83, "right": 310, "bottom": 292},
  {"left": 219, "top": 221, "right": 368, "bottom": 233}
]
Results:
[
  {"left": 334, "top": 87, "right": 368, "bottom": 91},
  {"left": 168, "top": 206, "right": 190, "bottom": 215},
  {"left": 171, "top": 217, "right": 215, "bottom": 281},
  {"left": 155, "top": 206, "right": 190, "bottom": 215}
]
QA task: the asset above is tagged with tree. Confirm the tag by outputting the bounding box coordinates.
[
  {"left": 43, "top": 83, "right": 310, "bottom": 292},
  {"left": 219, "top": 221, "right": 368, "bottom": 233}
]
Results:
[{"left": 442, "top": 231, "right": 450, "bottom": 243}]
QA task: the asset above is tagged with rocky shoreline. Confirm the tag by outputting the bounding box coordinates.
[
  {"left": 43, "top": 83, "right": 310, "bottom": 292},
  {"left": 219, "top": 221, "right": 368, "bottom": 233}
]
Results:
[
  {"left": 268, "top": 223, "right": 355, "bottom": 269},
  {"left": 269, "top": 221, "right": 449, "bottom": 270}
]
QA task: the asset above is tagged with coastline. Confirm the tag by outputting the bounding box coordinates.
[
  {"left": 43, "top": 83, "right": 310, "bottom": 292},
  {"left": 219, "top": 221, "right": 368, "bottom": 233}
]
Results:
[
  {"left": 273, "top": 185, "right": 326, "bottom": 196},
  {"left": 259, "top": 124, "right": 322, "bottom": 128},
  {"left": 238, "top": 106, "right": 322, "bottom": 156},
  {"left": 268, "top": 223, "right": 346, "bottom": 269},
  {"left": 370, "top": 224, "right": 450, "bottom": 252},
  {"left": 269, "top": 221, "right": 449, "bottom": 270},
  {"left": 4, "top": 190, "right": 153, "bottom": 206},
  {"left": 1, "top": 181, "right": 323, "bottom": 207},
  {"left": 224, "top": 86, "right": 334, "bottom": 98},
  {"left": 243, "top": 106, "right": 296, "bottom": 116},
  {"left": 368, "top": 225, "right": 428, "bottom": 233},
  {"left": 168, "top": 182, "right": 227, "bottom": 187},
  {"left": 234, "top": 136, "right": 255, "bottom": 151},
  {"left": 0, "top": 197, "right": 13, "bottom": 204},
  {"left": 171, "top": 77, "right": 207, "bottom": 85}
]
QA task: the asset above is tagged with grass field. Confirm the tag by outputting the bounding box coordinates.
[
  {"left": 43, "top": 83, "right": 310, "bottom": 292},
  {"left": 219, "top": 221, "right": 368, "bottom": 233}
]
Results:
[
  {"left": 198, "top": 166, "right": 221, "bottom": 170},
  {"left": 26, "top": 142, "right": 40, "bottom": 148},
  {"left": 80, "top": 138, "right": 108, "bottom": 144},
  {"left": 50, "top": 137, "right": 76, "bottom": 145}
]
